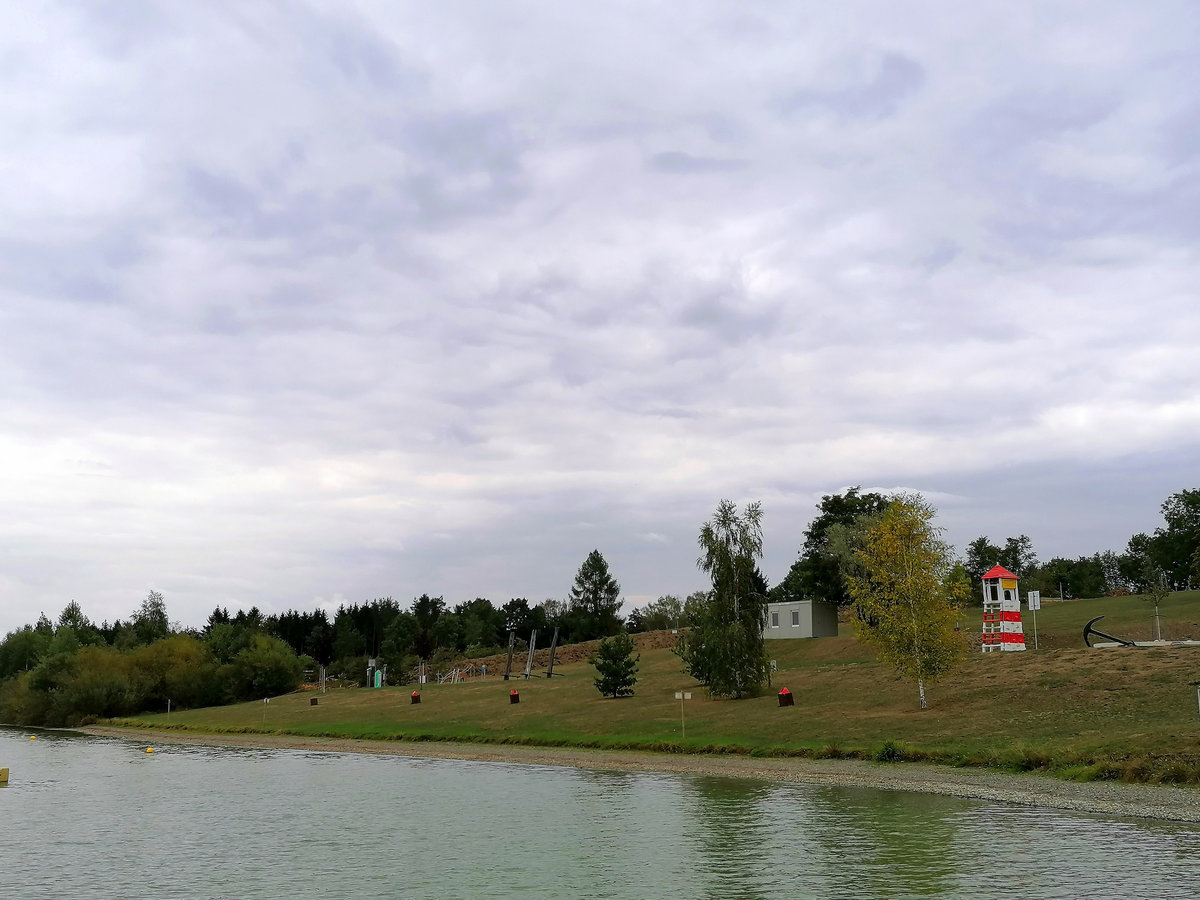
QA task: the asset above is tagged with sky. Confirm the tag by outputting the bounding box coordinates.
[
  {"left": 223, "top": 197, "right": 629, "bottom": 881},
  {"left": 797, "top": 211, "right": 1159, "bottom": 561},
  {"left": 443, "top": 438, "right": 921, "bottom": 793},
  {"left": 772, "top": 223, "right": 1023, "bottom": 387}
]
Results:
[{"left": 2, "top": 1, "right": 1198, "bottom": 634}]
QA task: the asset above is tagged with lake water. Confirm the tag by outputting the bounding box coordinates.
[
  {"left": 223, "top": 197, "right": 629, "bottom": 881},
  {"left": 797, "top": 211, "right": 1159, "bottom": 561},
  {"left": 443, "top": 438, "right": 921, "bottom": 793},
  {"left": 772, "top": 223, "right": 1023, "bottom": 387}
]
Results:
[{"left": 3, "top": 727, "right": 1200, "bottom": 899}]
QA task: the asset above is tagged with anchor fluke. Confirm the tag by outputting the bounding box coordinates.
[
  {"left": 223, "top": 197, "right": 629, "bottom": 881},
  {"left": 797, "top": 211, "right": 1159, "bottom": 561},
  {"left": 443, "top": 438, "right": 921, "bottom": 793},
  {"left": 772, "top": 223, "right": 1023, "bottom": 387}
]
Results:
[{"left": 1083, "top": 616, "right": 1135, "bottom": 648}]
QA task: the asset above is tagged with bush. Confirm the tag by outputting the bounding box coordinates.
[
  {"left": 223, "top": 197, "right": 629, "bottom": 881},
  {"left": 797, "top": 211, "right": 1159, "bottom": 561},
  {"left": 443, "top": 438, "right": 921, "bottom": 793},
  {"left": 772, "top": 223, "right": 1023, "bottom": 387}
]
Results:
[
  {"left": 875, "top": 739, "right": 905, "bottom": 762},
  {"left": 228, "top": 635, "right": 303, "bottom": 700}
]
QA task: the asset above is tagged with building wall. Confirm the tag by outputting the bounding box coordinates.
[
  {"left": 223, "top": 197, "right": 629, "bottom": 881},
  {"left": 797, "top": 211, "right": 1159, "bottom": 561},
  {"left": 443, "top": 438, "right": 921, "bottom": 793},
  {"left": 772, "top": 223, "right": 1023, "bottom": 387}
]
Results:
[{"left": 763, "top": 600, "right": 839, "bottom": 640}]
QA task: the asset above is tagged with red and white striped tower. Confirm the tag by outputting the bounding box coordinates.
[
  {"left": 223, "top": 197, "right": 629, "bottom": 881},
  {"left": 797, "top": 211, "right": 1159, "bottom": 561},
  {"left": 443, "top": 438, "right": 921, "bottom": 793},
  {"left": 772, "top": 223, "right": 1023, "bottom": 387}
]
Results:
[{"left": 980, "top": 565, "right": 1026, "bottom": 652}]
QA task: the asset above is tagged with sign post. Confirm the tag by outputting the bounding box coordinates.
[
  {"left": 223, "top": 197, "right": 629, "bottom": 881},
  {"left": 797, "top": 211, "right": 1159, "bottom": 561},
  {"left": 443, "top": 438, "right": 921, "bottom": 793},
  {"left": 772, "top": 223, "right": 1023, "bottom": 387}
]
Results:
[
  {"left": 674, "top": 691, "right": 692, "bottom": 742},
  {"left": 1028, "top": 591, "right": 1041, "bottom": 650}
]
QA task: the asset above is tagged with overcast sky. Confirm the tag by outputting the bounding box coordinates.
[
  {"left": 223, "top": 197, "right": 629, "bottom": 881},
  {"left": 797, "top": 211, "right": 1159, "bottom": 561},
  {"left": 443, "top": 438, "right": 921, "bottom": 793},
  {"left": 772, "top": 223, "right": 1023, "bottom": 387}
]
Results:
[{"left": 2, "top": 1, "right": 1198, "bottom": 634}]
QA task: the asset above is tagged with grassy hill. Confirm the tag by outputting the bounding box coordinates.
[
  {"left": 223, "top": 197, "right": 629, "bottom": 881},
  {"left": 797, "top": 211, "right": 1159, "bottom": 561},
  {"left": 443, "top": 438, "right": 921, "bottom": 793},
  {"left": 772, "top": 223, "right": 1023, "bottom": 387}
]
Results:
[{"left": 114, "top": 590, "right": 1200, "bottom": 784}]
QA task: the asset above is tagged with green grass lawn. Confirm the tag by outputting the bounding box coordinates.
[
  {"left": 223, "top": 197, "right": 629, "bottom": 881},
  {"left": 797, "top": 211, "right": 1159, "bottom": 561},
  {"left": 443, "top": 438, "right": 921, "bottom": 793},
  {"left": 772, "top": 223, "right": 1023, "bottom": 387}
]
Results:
[{"left": 116, "top": 591, "right": 1200, "bottom": 784}]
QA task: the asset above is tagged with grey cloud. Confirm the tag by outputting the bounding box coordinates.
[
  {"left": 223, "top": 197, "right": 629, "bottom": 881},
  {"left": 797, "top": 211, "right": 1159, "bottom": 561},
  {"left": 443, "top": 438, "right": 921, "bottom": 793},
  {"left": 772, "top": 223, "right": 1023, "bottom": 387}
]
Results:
[
  {"left": 967, "top": 91, "right": 1115, "bottom": 157},
  {"left": 0, "top": 233, "right": 144, "bottom": 307},
  {"left": 400, "top": 112, "right": 523, "bottom": 176},
  {"left": 678, "top": 295, "right": 780, "bottom": 343},
  {"left": 919, "top": 241, "right": 961, "bottom": 271},
  {"left": 778, "top": 52, "right": 925, "bottom": 120},
  {"left": 648, "top": 151, "right": 747, "bottom": 174}
]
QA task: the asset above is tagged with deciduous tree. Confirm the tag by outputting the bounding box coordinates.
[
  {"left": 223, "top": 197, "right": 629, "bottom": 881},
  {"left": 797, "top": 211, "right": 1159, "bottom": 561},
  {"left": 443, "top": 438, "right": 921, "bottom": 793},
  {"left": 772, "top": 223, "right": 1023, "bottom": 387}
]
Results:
[
  {"left": 1142, "top": 563, "right": 1170, "bottom": 642},
  {"left": 675, "top": 500, "right": 769, "bottom": 698},
  {"left": 848, "top": 494, "right": 969, "bottom": 710},
  {"left": 132, "top": 590, "right": 170, "bottom": 646},
  {"left": 627, "top": 595, "right": 686, "bottom": 633}
]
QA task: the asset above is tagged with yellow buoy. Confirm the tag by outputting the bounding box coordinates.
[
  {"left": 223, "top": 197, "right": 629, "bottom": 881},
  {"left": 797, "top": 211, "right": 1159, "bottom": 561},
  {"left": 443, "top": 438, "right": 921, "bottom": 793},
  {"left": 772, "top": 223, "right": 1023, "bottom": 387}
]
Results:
[
  {"left": 145, "top": 748, "right": 154, "bottom": 754},
  {"left": 29, "top": 735, "right": 36, "bottom": 741}
]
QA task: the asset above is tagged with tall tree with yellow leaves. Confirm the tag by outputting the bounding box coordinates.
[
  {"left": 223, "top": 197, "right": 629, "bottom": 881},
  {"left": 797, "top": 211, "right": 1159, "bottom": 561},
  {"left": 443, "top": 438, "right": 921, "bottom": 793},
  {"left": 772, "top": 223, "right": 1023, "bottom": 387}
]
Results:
[{"left": 848, "top": 494, "right": 969, "bottom": 709}]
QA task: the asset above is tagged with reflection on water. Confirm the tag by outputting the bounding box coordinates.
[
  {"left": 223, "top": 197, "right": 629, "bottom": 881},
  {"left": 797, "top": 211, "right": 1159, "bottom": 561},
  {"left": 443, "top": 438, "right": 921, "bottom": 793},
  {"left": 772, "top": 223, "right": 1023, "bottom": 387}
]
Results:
[
  {"left": 686, "top": 777, "right": 777, "bottom": 900},
  {"left": 827, "top": 788, "right": 964, "bottom": 897},
  {"left": 3, "top": 727, "right": 1199, "bottom": 899}
]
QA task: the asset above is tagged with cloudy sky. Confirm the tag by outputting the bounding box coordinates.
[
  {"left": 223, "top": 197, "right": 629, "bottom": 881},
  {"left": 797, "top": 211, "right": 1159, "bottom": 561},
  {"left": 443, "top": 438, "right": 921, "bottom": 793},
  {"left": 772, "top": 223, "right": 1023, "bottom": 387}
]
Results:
[{"left": 2, "top": 1, "right": 1198, "bottom": 633}]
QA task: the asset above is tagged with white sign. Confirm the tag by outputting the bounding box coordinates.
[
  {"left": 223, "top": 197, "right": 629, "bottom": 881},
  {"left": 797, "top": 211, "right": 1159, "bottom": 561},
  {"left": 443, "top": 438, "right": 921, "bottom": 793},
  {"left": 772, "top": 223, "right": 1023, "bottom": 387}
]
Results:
[
  {"left": 674, "top": 691, "right": 692, "bottom": 700},
  {"left": 1028, "top": 591, "right": 1041, "bottom": 611}
]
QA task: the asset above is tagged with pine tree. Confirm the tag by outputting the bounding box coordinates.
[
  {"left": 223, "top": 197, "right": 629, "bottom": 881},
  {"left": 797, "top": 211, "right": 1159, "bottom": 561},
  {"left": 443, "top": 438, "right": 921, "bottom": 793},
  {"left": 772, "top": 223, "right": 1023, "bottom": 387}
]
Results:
[
  {"left": 589, "top": 632, "right": 639, "bottom": 698},
  {"left": 567, "top": 550, "right": 623, "bottom": 640}
]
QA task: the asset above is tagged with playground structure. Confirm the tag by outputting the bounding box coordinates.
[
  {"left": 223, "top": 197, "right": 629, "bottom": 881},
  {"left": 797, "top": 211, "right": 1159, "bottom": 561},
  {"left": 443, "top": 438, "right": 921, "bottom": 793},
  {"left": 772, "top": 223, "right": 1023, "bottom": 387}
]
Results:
[
  {"left": 980, "top": 564, "right": 1026, "bottom": 652},
  {"left": 418, "top": 627, "right": 565, "bottom": 684},
  {"left": 503, "top": 627, "right": 563, "bottom": 680},
  {"left": 437, "top": 663, "right": 482, "bottom": 684}
]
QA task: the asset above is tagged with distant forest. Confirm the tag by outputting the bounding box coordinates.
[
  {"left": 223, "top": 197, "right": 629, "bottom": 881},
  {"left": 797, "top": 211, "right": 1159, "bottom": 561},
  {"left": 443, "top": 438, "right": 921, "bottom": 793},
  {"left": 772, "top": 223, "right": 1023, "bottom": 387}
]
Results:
[{"left": 1, "top": 487, "right": 1195, "bottom": 728}]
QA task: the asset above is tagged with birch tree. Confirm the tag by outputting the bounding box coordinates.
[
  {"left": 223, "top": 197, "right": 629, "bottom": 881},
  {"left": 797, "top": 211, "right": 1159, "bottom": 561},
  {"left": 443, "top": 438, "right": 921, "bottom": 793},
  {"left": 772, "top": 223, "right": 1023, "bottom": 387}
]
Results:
[
  {"left": 847, "top": 494, "right": 968, "bottom": 709},
  {"left": 674, "top": 500, "right": 769, "bottom": 698}
]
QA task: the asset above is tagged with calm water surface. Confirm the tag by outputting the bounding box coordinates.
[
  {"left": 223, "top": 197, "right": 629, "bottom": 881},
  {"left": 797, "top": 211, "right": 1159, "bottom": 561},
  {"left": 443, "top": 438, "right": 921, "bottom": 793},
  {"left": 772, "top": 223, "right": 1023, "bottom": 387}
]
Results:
[{"left": 3, "top": 726, "right": 1199, "bottom": 898}]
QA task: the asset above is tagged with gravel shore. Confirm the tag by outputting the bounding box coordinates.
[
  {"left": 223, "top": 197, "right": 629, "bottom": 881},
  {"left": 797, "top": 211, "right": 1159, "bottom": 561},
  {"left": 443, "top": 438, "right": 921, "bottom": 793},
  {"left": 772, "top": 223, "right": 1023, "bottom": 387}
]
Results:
[{"left": 81, "top": 726, "right": 1200, "bottom": 824}]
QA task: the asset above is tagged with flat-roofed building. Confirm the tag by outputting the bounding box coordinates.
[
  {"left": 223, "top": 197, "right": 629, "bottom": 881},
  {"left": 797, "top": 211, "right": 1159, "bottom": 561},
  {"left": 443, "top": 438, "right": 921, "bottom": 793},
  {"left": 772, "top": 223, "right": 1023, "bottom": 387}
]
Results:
[{"left": 763, "top": 600, "right": 838, "bottom": 639}]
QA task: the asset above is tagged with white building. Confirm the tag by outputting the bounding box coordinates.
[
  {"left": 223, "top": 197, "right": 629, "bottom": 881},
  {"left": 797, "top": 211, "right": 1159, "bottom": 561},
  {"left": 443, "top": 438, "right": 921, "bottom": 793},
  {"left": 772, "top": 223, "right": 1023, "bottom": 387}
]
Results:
[{"left": 763, "top": 600, "right": 839, "bottom": 640}]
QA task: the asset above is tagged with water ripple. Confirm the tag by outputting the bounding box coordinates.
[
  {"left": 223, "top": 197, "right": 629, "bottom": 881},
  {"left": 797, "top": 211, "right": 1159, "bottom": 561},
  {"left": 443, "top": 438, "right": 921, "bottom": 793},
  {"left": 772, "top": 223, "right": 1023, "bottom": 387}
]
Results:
[{"left": 3, "top": 728, "right": 1199, "bottom": 899}]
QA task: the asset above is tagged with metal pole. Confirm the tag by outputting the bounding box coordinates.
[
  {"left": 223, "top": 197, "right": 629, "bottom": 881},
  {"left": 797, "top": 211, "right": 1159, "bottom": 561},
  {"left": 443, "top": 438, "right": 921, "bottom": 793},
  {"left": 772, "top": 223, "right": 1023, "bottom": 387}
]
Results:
[
  {"left": 1032, "top": 607, "right": 1038, "bottom": 650},
  {"left": 681, "top": 696, "right": 686, "bottom": 742},
  {"left": 545, "top": 627, "right": 560, "bottom": 678},
  {"left": 503, "top": 630, "right": 516, "bottom": 680}
]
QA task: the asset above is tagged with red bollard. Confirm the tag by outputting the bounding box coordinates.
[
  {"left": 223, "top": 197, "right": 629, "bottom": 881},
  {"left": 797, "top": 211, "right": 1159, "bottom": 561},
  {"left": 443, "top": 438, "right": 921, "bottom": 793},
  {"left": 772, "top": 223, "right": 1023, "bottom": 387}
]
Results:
[
  {"left": 411, "top": 691, "right": 421, "bottom": 704},
  {"left": 510, "top": 690, "right": 520, "bottom": 704},
  {"left": 778, "top": 687, "right": 794, "bottom": 707}
]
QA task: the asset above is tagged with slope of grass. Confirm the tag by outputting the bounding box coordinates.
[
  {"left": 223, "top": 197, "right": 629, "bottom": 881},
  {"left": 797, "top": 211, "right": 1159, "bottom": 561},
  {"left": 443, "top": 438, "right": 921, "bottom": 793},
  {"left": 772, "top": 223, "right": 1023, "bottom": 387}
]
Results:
[
  {"left": 958, "top": 589, "right": 1200, "bottom": 649},
  {"left": 113, "top": 592, "right": 1200, "bottom": 784}
]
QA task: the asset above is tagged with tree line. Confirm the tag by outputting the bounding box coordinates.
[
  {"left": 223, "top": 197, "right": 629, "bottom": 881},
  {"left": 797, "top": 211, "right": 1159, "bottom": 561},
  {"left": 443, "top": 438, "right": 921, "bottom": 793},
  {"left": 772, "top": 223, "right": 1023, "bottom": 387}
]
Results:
[
  {"left": 771, "top": 487, "right": 1200, "bottom": 607},
  {"left": 3, "top": 485, "right": 1195, "bottom": 723},
  {"left": 0, "top": 551, "right": 630, "bottom": 726}
]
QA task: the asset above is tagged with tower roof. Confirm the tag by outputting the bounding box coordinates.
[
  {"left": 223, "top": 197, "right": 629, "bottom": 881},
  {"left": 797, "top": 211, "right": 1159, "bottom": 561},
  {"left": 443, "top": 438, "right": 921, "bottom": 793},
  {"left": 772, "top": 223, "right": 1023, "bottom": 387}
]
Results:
[{"left": 982, "top": 564, "right": 1018, "bottom": 580}]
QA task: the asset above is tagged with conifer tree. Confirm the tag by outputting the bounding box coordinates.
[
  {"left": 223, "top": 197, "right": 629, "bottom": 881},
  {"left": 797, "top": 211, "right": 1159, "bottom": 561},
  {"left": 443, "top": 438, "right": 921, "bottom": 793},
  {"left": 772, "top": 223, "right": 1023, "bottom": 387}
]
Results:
[
  {"left": 567, "top": 550, "right": 623, "bottom": 640},
  {"left": 589, "top": 632, "right": 639, "bottom": 698}
]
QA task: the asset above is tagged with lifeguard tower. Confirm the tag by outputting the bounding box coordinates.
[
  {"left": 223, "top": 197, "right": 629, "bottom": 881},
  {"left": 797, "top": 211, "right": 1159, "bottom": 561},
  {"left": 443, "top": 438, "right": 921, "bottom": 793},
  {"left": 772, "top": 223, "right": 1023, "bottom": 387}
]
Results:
[{"left": 980, "top": 564, "right": 1026, "bottom": 652}]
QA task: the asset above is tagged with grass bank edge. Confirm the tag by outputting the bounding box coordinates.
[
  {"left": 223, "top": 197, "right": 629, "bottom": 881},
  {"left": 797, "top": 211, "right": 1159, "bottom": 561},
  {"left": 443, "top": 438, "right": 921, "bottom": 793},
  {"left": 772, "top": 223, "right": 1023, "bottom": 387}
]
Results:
[{"left": 96, "top": 717, "right": 1200, "bottom": 785}]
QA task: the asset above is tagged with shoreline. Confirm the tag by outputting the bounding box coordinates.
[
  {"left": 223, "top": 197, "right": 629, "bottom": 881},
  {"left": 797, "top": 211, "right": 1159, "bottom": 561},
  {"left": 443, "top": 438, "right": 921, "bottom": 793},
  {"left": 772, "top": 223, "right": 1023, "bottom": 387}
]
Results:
[{"left": 79, "top": 725, "right": 1200, "bottom": 823}]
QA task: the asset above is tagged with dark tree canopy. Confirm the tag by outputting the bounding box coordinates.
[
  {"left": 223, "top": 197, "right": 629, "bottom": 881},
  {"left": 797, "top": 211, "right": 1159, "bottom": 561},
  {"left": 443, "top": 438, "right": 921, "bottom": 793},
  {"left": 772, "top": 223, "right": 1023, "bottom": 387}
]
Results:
[
  {"left": 1153, "top": 489, "right": 1200, "bottom": 589},
  {"left": 963, "top": 534, "right": 1039, "bottom": 599},
  {"left": 132, "top": 590, "right": 170, "bottom": 646},
  {"left": 771, "top": 487, "right": 890, "bottom": 607},
  {"left": 566, "top": 550, "right": 624, "bottom": 641}
]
